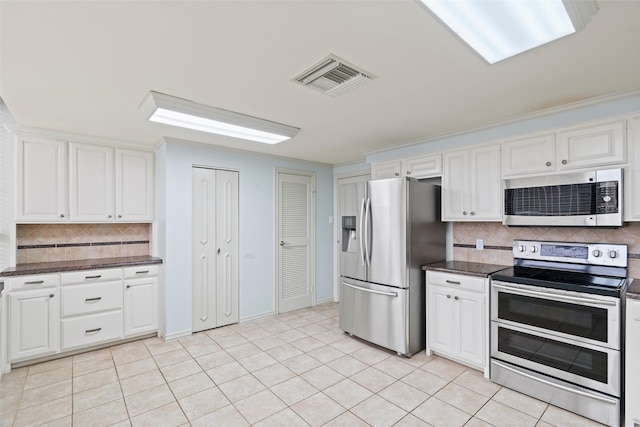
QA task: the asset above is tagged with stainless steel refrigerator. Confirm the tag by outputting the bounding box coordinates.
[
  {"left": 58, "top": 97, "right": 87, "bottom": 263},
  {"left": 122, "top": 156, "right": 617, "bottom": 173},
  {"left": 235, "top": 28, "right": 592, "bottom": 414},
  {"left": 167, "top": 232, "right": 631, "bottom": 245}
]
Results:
[{"left": 338, "top": 177, "right": 446, "bottom": 357}]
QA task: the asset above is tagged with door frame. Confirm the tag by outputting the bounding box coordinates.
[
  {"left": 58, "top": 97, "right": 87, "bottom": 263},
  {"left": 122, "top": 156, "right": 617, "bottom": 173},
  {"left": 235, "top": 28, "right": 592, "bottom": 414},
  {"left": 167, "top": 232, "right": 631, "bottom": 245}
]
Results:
[
  {"left": 274, "top": 168, "right": 316, "bottom": 314},
  {"left": 333, "top": 170, "right": 370, "bottom": 302}
]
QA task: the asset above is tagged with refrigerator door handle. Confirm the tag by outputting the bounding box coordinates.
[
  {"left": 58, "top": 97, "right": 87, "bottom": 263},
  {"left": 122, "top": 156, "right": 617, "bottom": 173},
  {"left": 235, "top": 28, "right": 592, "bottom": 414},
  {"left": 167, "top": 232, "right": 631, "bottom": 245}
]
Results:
[
  {"left": 364, "top": 197, "right": 371, "bottom": 266},
  {"left": 342, "top": 281, "right": 398, "bottom": 297},
  {"left": 359, "top": 197, "right": 367, "bottom": 266}
]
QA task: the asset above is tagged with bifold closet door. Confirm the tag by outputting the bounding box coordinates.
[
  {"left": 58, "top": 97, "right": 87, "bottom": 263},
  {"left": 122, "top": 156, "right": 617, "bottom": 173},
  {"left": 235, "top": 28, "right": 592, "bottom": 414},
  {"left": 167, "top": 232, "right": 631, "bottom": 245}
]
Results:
[{"left": 192, "top": 167, "right": 239, "bottom": 332}]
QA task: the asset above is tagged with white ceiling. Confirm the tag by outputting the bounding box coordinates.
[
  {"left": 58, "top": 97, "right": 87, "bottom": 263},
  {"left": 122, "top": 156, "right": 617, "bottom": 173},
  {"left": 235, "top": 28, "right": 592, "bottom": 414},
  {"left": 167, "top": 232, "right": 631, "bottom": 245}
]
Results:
[{"left": 1, "top": 0, "right": 640, "bottom": 165}]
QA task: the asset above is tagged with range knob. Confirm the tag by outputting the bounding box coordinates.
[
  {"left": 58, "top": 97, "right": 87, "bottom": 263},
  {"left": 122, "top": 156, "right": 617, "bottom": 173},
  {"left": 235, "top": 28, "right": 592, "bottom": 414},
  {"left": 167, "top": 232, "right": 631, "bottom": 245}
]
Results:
[
  {"left": 530, "top": 246, "right": 538, "bottom": 253},
  {"left": 517, "top": 245, "right": 526, "bottom": 252},
  {"left": 592, "top": 249, "right": 602, "bottom": 257},
  {"left": 609, "top": 250, "right": 619, "bottom": 259}
]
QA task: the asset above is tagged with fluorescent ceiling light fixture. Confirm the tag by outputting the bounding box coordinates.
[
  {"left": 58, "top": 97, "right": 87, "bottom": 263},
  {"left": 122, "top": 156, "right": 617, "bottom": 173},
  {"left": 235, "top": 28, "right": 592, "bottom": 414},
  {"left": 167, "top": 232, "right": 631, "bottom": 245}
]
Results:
[
  {"left": 418, "top": 0, "right": 598, "bottom": 64},
  {"left": 140, "top": 91, "right": 299, "bottom": 144}
]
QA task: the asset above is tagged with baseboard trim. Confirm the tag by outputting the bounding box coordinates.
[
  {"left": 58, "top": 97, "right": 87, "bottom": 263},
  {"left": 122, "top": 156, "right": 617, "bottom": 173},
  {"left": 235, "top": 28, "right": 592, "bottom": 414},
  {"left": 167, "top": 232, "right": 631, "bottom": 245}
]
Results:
[{"left": 162, "top": 329, "right": 192, "bottom": 341}]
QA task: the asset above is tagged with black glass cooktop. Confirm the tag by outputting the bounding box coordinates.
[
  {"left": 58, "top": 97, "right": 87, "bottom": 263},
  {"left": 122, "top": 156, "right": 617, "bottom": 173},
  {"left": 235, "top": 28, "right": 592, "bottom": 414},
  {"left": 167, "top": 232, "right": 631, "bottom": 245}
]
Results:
[{"left": 492, "top": 266, "right": 627, "bottom": 297}]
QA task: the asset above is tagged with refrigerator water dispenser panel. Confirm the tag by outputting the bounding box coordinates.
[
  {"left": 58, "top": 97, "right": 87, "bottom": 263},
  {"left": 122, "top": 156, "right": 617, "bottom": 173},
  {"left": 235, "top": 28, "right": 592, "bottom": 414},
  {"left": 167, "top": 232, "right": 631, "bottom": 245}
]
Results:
[{"left": 342, "top": 216, "right": 357, "bottom": 253}]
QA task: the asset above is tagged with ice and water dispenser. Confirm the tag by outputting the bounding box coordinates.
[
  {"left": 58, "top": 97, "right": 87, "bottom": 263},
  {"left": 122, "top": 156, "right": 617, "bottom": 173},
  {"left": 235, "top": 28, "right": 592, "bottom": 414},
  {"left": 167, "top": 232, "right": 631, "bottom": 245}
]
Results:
[{"left": 341, "top": 216, "right": 357, "bottom": 253}]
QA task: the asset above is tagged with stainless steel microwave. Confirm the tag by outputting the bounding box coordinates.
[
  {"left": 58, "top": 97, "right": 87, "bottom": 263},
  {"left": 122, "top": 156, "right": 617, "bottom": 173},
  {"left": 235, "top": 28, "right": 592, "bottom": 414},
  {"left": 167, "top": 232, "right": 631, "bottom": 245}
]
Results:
[{"left": 503, "top": 168, "right": 622, "bottom": 227}]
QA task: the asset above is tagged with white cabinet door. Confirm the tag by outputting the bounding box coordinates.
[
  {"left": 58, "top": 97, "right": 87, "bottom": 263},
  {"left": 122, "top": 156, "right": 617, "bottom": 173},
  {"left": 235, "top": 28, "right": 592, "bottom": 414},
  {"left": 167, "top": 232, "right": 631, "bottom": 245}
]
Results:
[
  {"left": 427, "top": 285, "right": 455, "bottom": 354},
  {"left": 502, "top": 134, "right": 555, "bottom": 176},
  {"left": 404, "top": 153, "right": 442, "bottom": 178},
  {"left": 69, "top": 143, "right": 114, "bottom": 222},
  {"left": 123, "top": 276, "right": 158, "bottom": 336},
  {"left": 371, "top": 160, "right": 402, "bottom": 179},
  {"left": 9, "top": 289, "right": 59, "bottom": 361},
  {"left": 456, "top": 289, "right": 485, "bottom": 367},
  {"left": 469, "top": 145, "right": 502, "bottom": 220},
  {"left": 115, "top": 149, "right": 154, "bottom": 222},
  {"left": 16, "top": 137, "right": 68, "bottom": 222},
  {"left": 442, "top": 150, "right": 469, "bottom": 221},
  {"left": 556, "top": 120, "right": 626, "bottom": 170},
  {"left": 625, "top": 298, "right": 640, "bottom": 426}
]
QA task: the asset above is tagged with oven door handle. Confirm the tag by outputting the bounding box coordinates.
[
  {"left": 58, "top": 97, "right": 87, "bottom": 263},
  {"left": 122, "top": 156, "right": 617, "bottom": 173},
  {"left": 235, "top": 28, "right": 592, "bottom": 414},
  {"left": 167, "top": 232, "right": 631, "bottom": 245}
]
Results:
[
  {"left": 492, "top": 283, "right": 617, "bottom": 306},
  {"left": 492, "top": 360, "right": 618, "bottom": 405}
]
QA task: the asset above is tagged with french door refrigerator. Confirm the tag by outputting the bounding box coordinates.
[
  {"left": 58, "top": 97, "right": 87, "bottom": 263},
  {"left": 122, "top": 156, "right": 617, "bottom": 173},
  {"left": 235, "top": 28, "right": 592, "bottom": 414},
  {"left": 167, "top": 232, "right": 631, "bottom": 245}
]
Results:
[{"left": 339, "top": 177, "right": 446, "bottom": 357}]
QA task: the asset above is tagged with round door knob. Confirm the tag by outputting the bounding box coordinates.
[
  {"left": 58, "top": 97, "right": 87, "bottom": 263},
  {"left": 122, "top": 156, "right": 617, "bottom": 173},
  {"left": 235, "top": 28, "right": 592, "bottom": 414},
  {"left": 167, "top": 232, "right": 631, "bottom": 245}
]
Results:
[
  {"left": 49, "top": 294, "right": 54, "bottom": 298},
  {"left": 394, "top": 172, "right": 399, "bottom": 176},
  {"left": 463, "top": 211, "right": 468, "bottom": 215},
  {"left": 118, "top": 214, "right": 123, "bottom": 218},
  {"left": 561, "top": 159, "right": 568, "bottom": 165},
  {"left": 108, "top": 215, "right": 113, "bottom": 218},
  {"left": 470, "top": 211, "right": 476, "bottom": 216},
  {"left": 545, "top": 161, "right": 552, "bottom": 167},
  {"left": 609, "top": 251, "right": 619, "bottom": 259},
  {"left": 60, "top": 214, "right": 65, "bottom": 218},
  {"left": 446, "top": 295, "right": 451, "bottom": 299},
  {"left": 454, "top": 296, "right": 459, "bottom": 300},
  {"left": 592, "top": 249, "right": 602, "bottom": 257}
]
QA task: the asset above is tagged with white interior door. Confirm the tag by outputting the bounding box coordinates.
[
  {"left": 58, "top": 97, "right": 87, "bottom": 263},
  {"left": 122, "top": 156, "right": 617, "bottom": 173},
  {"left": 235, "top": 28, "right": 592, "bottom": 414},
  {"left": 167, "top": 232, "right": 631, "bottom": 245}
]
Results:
[
  {"left": 192, "top": 167, "right": 239, "bottom": 332},
  {"left": 277, "top": 170, "right": 315, "bottom": 314}
]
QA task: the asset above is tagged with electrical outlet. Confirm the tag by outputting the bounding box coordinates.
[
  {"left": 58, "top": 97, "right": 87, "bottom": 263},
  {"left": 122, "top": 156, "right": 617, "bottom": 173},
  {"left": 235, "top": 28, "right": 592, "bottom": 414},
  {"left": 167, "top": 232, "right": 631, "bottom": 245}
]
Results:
[{"left": 476, "top": 239, "right": 484, "bottom": 250}]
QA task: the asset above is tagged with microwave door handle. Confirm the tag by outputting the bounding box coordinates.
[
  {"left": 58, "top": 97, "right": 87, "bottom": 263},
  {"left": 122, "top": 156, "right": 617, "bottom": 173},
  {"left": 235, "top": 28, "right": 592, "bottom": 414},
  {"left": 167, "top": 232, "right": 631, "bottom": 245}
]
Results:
[
  {"left": 359, "top": 197, "right": 367, "bottom": 267},
  {"left": 492, "top": 283, "right": 617, "bottom": 307}
]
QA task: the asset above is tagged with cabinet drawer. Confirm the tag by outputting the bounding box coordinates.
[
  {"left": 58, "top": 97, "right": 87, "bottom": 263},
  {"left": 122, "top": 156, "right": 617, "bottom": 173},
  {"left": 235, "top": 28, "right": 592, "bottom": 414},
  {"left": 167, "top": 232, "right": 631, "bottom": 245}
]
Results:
[
  {"left": 7, "top": 274, "right": 59, "bottom": 291},
  {"left": 124, "top": 265, "right": 160, "bottom": 279},
  {"left": 427, "top": 271, "right": 486, "bottom": 293},
  {"left": 61, "top": 269, "right": 122, "bottom": 285},
  {"left": 61, "top": 282, "right": 122, "bottom": 317},
  {"left": 61, "top": 310, "right": 123, "bottom": 350}
]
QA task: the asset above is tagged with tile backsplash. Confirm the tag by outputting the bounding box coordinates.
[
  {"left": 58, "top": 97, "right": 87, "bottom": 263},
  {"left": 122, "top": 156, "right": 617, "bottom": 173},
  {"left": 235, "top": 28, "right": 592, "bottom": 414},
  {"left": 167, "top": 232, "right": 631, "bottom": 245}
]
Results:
[
  {"left": 453, "top": 222, "right": 640, "bottom": 278},
  {"left": 17, "top": 223, "right": 150, "bottom": 264}
]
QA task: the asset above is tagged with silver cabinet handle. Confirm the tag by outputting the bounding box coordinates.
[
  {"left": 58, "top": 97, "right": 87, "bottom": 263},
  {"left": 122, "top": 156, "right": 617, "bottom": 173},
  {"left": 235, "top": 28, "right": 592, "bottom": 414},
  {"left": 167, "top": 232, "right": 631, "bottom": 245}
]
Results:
[
  {"left": 108, "top": 215, "right": 113, "bottom": 218},
  {"left": 118, "top": 215, "right": 122, "bottom": 218},
  {"left": 462, "top": 211, "right": 468, "bottom": 215},
  {"left": 545, "top": 161, "right": 552, "bottom": 167},
  {"left": 60, "top": 214, "right": 65, "bottom": 218},
  {"left": 135, "top": 270, "right": 149, "bottom": 275},
  {"left": 561, "top": 159, "right": 568, "bottom": 165},
  {"left": 470, "top": 211, "right": 476, "bottom": 216},
  {"left": 85, "top": 328, "right": 102, "bottom": 334},
  {"left": 126, "top": 284, "right": 131, "bottom": 289},
  {"left": 25, "top": 280, "right": 44, "bottom": 285},
  {"left": 394, "top": 172, "right": 399, "bottom": 176},
  {"left": 85, "top": 275, "right": 101, "bottom": 279},
  {"left": 454, "top": 296, "right": 459, "bottom": 300},
  {"left": 447, "top": 294, "right": 451, "bottom": 299},
  {"left": 446, "top": 280, "right": 461, "bottom": 285},
  {"left": 342, "top": 282, "right": 397, "bottom": 297},
  {"left": 49, "top": 294, "right": 54, "bottom": 298},
  {"left": 85, "top": 297, "right": 102, "bottom": 302}
]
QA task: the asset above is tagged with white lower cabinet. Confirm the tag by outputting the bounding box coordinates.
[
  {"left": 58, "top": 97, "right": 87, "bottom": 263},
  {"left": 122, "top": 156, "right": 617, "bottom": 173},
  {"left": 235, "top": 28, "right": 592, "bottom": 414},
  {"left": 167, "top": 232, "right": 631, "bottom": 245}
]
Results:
[
  {"left": 626, "top": 298, "right": 640, "bottom": 426},
  {"left": 5, "top": 264, "right": 160, "bottom": 365},
  {"left": 426, "top": 271, "right": 487, "bottom": 371},
  {"left": 9, "top": 288, "right": 60, "bottom": 362},
  {"left": 124, "top": 276, "right": 159, "bottom": 337}
]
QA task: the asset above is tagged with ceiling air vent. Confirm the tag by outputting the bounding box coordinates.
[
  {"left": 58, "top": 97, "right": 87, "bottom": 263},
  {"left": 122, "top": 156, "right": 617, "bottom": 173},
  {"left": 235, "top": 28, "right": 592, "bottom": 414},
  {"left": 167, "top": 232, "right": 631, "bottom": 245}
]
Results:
[{"left": 292, "top": 55, "right": 374, "bottom": 97}]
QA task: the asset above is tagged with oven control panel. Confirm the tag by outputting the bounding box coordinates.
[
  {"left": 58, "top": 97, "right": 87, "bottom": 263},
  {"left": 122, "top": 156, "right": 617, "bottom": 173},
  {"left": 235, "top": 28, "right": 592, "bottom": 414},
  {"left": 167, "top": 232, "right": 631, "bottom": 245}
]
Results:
[{"left": 513, "top": 240, "right": 627, "bottom": 267}]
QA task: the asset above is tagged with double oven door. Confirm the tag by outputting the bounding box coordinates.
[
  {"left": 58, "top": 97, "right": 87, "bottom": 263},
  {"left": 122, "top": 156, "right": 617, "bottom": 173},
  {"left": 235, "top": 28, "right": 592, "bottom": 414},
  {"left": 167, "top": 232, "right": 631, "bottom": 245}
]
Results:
[{"left": 491, "top": 280, "right": 621, "bottom": 397}]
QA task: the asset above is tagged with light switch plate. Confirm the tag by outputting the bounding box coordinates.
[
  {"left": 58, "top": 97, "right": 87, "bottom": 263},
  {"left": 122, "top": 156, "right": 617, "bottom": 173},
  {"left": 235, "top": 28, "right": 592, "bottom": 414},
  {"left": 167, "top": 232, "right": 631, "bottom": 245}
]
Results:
[{"left": 476, "top": 239, "right": 484, "bottom": 250}]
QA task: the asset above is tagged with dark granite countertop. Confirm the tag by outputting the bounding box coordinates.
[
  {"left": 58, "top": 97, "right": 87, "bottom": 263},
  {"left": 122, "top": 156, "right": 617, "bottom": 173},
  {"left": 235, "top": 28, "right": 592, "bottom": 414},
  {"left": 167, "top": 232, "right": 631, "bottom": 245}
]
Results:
[
  {"left": 627, "top": 278, "right": 640, "bottom": 300},
  {"left": 0, "top": 256, "right": 163, "bottom": 277},
  {"left": 423, "top": 261, "right": 511, "bottom": 278}
]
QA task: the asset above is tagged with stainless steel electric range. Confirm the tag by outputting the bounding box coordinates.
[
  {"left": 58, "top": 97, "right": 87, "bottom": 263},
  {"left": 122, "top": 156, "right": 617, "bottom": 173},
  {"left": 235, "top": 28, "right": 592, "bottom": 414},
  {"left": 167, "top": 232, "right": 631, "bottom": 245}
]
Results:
[{"left": 490, "top": 240, "right": 628, "bottom": 427}]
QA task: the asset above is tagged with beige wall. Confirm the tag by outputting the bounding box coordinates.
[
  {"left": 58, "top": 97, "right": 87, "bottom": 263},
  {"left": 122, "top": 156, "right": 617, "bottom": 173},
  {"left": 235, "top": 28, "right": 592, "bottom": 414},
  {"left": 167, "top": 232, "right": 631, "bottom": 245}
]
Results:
[
  {"left": 453, "top": 222, "right": 640, "bottom": 278},
  {"left": 16, "top": 223, "right": 150, "bottom": 264}
]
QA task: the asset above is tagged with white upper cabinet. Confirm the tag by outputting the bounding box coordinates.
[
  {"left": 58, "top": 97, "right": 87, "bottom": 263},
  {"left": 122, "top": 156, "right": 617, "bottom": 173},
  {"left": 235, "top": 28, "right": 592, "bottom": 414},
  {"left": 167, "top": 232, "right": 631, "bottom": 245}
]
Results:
[
  {"left": 442, "top": 144, "right": 501, "bottom": 221},
  {"left": 371, "top": 153, "right": 442, "bottom": 180},
  {"left": 502, "top": 133, "right": 555, "bottom": 176},
  {"left": 16, "top": 137, "right": 68, "bottom": 222},
  {"left": 625, "top": 117, "right": 640, "bottom": 221},
  {"left": 115, "top": 149, "right": 154, "bottom": 222},
  {"left": 69, "top": 143, "right": 114, "bottom": 222},
  {"left": 503, "top": 119, "right": 626, "bottom": 177},
  {"left": 556, "top": 120, "right": 626, "bottom": 170}
]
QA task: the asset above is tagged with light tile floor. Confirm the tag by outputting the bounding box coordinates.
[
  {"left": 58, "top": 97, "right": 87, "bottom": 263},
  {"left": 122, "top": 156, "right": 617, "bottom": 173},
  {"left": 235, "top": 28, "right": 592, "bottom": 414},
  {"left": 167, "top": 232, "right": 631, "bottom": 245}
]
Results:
[{"left": 0, "top": 302, "right": 606, "bottom": 427}]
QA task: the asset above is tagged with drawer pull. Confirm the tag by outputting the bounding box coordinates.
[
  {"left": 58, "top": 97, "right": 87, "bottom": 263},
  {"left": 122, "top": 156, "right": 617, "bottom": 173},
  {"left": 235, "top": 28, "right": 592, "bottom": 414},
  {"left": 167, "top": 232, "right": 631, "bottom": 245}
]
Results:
[
  {"left": 25, "top": 280, "right": 45, "bottom": 285},
  {"left": 85, "top": 297, "right": 102, "bottom": 302},
  {"left": 126, "top": 285, "right": 131, "bottom": 289},
  {"left": 85, "top": 275, "right": 102, "bottom": 279},
  {"left": 446, "top": 280, "right": 461, "bottom": 285},
  {"left": 135, "top": 270, "right": 150, "bottom": 274},
  {"left": 49, "top": 294, "right": 54, "bottom": 298},
  {"left": 85, "top": 328, "right": 102, "bottom": 334}
]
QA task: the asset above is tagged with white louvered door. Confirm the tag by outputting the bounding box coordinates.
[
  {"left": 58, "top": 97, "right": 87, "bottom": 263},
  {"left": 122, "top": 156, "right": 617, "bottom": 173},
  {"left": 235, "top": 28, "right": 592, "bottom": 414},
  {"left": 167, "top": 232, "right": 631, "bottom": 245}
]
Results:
[
  {"left": 277, "top": 171, "right": 315, "bottom": 314},
  {"left": 192, "top": 167, "right": 238, "bottom": 333}
]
